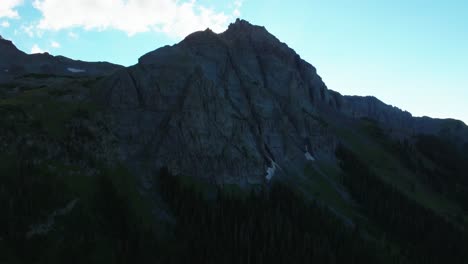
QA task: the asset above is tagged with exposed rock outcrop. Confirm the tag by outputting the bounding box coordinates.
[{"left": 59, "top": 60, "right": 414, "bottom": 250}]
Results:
[{"left": 100, "top": 19, "right": 339, "bottom": 184}]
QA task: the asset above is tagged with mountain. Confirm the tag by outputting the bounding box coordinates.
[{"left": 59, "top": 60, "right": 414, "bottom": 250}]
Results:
[
  {"left": 98, "top": 19, "right": 468, "bottom": 183},
  {"left": 99, "top": 19, "right": 337, "bottom": 184},
  {"left": 0, "top": 35, "right": 122, "bottom": 83},
  {"left": 1, "top": 19, "right": 468, "bottom": 263}
]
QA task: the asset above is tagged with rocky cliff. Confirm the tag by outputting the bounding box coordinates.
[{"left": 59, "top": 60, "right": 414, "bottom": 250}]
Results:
[
  {"left": 99, "top": 19, "right": 345, "bottom": 184},
  {"left": 97, "top": 19, "right": 468, "bottom": 184}
]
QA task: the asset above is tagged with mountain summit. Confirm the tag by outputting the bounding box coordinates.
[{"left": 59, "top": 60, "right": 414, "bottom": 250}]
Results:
[
  {"left": 101, "top": 19, "right": 342, "bottom": 183},
  {"left": 99, "top": 19, "right": 468, "bottom": 184}
]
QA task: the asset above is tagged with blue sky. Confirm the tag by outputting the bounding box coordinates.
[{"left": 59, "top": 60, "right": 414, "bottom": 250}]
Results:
[{"left": 1, "top": 0, "right": 467, "bottom": 123}]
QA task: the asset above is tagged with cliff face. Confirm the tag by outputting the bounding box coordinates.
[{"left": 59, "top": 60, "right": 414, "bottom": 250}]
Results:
[
  {"left": 98, "top": 19, "right": 468, "bottom": 183},
  {"left": 100, "top": 19, "right": 343, "bottom": 184}
]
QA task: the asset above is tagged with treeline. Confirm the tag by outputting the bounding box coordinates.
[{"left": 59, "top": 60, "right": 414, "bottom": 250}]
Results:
[
  {"left": 0, "top": 159, "right": 69, "bottom": 261},
  {"left": 360, "top": 118, "right": 418, "bottom": 172},
  {"left": 157, "top": 167, "right": 393, "bottom": 264},
  {"left": 414, "top": 134, "right": 468, "bottom": 210},
  {"left": 362, "top": 118, "right": 468, "bottom": 212},
  {"left": 2, "top": 161, "right": 396, "bottom": 263},
  {"left": 4, "top": 143, "right": 467, "bottom": 263},
  {"left": 336, "top": 144, "right": 468, "bottom": 264}
]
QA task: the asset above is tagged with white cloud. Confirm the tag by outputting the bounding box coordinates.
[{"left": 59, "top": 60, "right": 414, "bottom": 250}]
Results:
[
  {"left": 19, "top": 23, "right": 44, "bottom": 38},
  {"left": 21, "top": 24, "right": 35, "bottom": 37},
  {"left": 32, "top": 0, "right": 234, "bottom": 37},
  {"left": 1, "top": 21, "right": 10, "bottom": 28},
  {"left": 233, "top": 0, "right": 243, "bottom": 17},
  {"left": 51, "top": 40, "right": 60, "bottom": 48},
  {"left": 31, "top": 44, "right": 48, "bottom": 54},
  {"left": 0, "top": 0, "right": 23, "bottom": 19},
  {"left": 68, "top": 31, "right": 78, "bottom": 39},
  {"left": 22, "top": 26, "right": 34, "bottom": 37}
]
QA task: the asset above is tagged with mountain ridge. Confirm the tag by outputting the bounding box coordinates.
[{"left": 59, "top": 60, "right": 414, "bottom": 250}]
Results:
[
  {"left": 142, "top": 19, "right": 468, "bottom": 137},
  {"left": 2, "top": 20, "right": 467, "bottom": 182},
  {"left": 0, "top": 36, "right": 123, "bottom": 83},
  {"left": 96, "top": 18, "right": 468, "bottom": 184}
]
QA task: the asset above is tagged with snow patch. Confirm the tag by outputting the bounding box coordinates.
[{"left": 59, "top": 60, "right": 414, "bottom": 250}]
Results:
[
  {"left": 305, "top": 152, "right": 315, "bottom": 161},
  {"left": 305, "top": 145, "right": 316, "bottom": 161},
  {"left": 67, "top": 67, "right": 86, "bottom": 73},
  {"left": 265, "top": 160, "right": 277, "bottom": 181},
  {"left": 26, "top": 199, "right": 79, "bottom": 238}
]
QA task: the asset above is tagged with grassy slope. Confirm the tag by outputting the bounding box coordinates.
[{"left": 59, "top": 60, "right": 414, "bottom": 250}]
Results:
[
  {"left": 301, "top": 162, "right": 356, "bottom": 219},
  {"left": 0, "top": 75, "right": 152, "bottom": 212},
  {"left": 0, "top": 78, "right": 100, "bottom": 138},
  {"left": 330, "top": 118, "right": 465, "bottom": 221},
  {"left": 0, "top": 77, "right": 159, "bottom": 263}
]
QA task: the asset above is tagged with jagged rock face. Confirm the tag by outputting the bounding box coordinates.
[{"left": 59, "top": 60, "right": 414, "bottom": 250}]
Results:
[
  {"left": 100, "top": 19, "right": 338, "bottom": 184},
  {"left": 0, "top": 37, "right": 122, "bottom": 83},
  {"left": 99, "top": 19, "right": 468, "bottom": 182}
]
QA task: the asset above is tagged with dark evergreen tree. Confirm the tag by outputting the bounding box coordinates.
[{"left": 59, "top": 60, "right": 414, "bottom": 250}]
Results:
[{"left": 336, "top": 144, "right": 468, "bottom": 264}]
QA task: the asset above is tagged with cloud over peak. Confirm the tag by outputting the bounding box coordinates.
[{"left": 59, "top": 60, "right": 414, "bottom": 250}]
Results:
[
  {"left": 51, "top": 40, "right": 60, "bottom": 48},
  {"left": 30, "top": 43, "right": 47, "bottom": 54},
  {"left": 32, "top": 0, "right": 238, "bottom": 37},
  {"left": 0, "top": 0, "right": 23, "bottom": 19}
]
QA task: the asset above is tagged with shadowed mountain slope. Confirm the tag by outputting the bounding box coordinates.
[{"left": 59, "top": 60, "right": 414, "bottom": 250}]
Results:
[
  {"left": 98, "top": 19, "right": 468, "bottom": 184},
  {"left": 0, "top": 35, "right": 123, "bottom": 83},
  {"left": 1, "top": 20, "right": 468, "bottom": 264}
]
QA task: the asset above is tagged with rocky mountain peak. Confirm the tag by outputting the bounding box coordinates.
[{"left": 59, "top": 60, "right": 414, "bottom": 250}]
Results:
[
  {"left": 0, "top": 35, "right": 20, "bottom": 50},
  {"left": 101, "top": 19, "right": 468, "bottom": 184},
  {"left": 222, "top": 18, "right": 274, "bottom": 43},
  {"left": 101, "top": 20, "right": 341, "bottom": 183},
  {"left": 226, "top": 18, "right": 265, "bottom": 33},
  {"left": 180, "top": 27, "right": 221, "bottom": 45}
]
